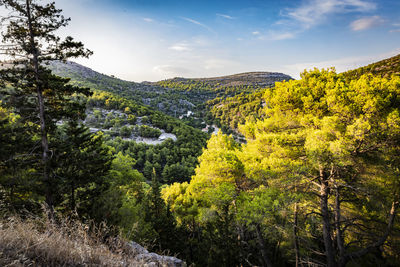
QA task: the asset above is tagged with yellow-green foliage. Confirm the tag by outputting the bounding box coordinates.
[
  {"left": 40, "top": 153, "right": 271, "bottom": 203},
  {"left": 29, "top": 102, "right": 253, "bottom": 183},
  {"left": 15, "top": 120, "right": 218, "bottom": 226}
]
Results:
[{"left": 162, "top": 69, "right": 400, "bottom": 265}]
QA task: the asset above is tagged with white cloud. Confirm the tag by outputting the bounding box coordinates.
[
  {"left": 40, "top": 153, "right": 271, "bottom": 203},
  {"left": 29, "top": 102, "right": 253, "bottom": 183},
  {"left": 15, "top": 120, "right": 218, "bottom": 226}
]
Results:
[
  {"left": 143, "top": 18, "right": 154, "bottom": 23},
  {"left": 282, "top": 0, "right": 377, "bottom": 29},
  {"left": 216, "top": 13, "right": 234, "bottom": 19},
  {"left": 391, "top": 23, "right": 400, "bottom": 33},
  {"left": 180, "top": 17, "right": 215, "bottom": 33},
  {"left": 274, "top": 0, "right": 377, "bottom": 39},
  {"left": 350, "top": 16, "right": 383, "bottom": 31},
  {"left": 270, "top": 32, "right": 296, "bottom": 40},
  {"left": 252, "top": 31, "right": 260, "bottom": 35},
  {"left": 153, "top": 65, "right": 192, "bottom": 77},
  {"left": 168, "top": 43, "right": 192, "bottom": 52}
]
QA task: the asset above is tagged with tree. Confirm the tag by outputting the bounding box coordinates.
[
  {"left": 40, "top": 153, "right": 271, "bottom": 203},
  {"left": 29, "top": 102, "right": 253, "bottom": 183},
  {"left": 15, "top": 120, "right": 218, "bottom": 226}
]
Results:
[
  {"left": 0, "top": 0, "right": 92, "bottom": 210},
  {"left": 51, "top": 122, "right": 112, "bottom": 216},
  {"left": 163, "top": 132, "right": 281, "bottom": 266},
  {"left": 143, "top": 168, "right": 178, "bottom": 253},
  {"left": 240, "top": 69, "right": 400, "bottom": 266}
]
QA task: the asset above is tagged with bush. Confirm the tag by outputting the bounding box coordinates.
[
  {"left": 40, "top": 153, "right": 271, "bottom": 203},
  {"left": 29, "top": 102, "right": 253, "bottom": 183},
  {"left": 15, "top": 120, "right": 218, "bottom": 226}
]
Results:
[{"left": 139, "top": 126, "right": 161, "bottom": 138}]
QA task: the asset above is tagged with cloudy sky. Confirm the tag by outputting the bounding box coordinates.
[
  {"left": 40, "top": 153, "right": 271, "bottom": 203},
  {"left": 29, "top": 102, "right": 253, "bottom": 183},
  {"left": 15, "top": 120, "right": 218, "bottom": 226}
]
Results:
[{"left": 53, "top": 0, "right": 400, "bottom": 81}]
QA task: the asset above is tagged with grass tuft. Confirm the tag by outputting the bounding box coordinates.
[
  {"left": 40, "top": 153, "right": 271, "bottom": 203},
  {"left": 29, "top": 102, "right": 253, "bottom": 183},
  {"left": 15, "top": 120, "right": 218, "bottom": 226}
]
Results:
[{"left": 0, "top": 213, "right": 146, "bottom": 266}]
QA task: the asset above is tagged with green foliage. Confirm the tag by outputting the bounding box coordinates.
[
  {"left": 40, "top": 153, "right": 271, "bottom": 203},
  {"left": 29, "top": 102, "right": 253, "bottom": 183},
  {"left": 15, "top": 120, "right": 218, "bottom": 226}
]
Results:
[
  {"left": 162, "top": 133, "right": 288, "bottom": 266},
  {"left": 138, "top": 125, "right": 161, "bottom": 138},
  {"left": 162, "top": 69, "right": 400, "bottom": 266},
  {"left": 205, "top": 90, "right": 266, "bottom": 131},
  {"left": 51, "top": 122, "right": 112, "bottom": 218},
  {"left": 240, "top": 68, "right": 400, "bottom": 266},
  {"left": 0, "top": 0, "right": 112, "bottom": 222}
]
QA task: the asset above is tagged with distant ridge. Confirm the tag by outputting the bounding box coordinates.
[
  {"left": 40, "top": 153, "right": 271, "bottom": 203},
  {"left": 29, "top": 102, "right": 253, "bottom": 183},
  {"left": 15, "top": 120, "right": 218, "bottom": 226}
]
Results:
[
  {"left": 181, "top": 71, "right": 292, "bottom": 81},
  {"left": 161, "top": 71, "right": 292, "bottom": 88}
]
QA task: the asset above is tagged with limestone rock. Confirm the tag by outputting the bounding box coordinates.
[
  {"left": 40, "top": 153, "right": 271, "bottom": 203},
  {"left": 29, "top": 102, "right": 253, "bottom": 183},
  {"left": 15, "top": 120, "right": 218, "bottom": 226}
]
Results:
[{"left": 126, "top": 242, "right": 185, "bottom": 267}]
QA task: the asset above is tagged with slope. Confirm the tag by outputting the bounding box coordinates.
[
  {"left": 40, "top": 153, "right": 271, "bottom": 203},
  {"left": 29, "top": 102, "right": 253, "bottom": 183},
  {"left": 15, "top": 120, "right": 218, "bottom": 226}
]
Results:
[
  {"left": 342, "top": 53, "right": 400, "bottom": 80},
  {"left": 48, "top": 61, "right": 196, "bottom": 118}
]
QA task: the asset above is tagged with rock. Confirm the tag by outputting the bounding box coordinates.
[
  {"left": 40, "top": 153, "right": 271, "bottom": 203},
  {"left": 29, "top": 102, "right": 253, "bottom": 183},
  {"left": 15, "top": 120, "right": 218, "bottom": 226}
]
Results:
[
  {"left": 127, "top": 241, "right": 149, "bottom": 255},
  {"left": 134, "top": 252, "right": 185, "bottom": 267},
  {"left": 126, "top": 242, "right": 185, "bottom": 267}
]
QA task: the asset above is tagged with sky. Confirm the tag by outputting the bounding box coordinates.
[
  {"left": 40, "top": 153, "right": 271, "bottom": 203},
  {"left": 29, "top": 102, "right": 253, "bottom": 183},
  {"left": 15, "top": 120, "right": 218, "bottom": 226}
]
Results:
[{"left": 50, "top": 0, "right": 400, "bottom": 81}]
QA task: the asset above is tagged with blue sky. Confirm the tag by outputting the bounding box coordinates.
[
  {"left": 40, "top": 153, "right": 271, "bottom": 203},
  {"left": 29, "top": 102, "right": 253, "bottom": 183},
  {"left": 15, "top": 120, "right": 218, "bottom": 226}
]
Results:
[{"left": 55, "top": 0, "right": 400, "bottom": 81}]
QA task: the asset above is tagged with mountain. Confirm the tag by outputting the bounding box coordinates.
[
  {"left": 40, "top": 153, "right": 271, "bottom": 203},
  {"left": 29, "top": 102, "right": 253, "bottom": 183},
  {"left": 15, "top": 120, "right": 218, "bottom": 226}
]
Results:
[{"left": 157, "top": 71, "right": 292, "bottom": 89}]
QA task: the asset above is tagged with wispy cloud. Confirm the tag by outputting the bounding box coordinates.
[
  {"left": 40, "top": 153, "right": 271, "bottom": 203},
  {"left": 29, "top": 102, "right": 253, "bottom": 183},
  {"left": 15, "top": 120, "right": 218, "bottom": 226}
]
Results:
[
  {"left": 168, "top": 42, "right": 192, "bottom": 52},
  {"left": 255, "top": 30, "right": 296, "bottom": 41},
  {"left": 350, "top": 16, "right": 383, "bottom": 31},
  {"left": 252, "top": 31, "right": 260, "bottom": 35},
  {"left": 274, "top": 0, "right": 377, "bottom": 39},
  {"left": 282, "top": 0, "right": 376, "bottom": 28},
  {"left": 153, "top": 65, "right": 192, "bottom": 77},
  {"left": 216, "top": 13, "right": 234, "bottom": 20},
  {"left": 270, "top": 32, "right": 296, "bottom": 40},
  {"left": 180, "top": 17, "right": 215, "bottom": 33},
  {"left": 143, "top": 18, "right": 154, "bottom": 23},
  {"left": 391, "top": 23, "right": 400, "bottom": 33}
]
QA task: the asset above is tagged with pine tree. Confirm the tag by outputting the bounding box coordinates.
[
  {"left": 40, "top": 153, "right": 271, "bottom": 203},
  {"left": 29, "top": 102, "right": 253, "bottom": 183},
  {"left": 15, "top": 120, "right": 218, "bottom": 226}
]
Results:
[
  {"left": 0, "top": 0, "right": 92, "bottom": 210},
  {"left": 143, "top": 168, "right": 178, "bottom": 253},
  {"left": 51, "top": 122, "right": 112, "bottom": 217}
]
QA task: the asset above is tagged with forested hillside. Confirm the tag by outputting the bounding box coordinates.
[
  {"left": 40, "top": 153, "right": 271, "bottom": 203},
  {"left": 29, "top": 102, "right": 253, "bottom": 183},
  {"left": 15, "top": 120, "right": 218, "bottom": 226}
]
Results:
[{"left": 49, "top": 61, "right": 198, "bottom": 118}]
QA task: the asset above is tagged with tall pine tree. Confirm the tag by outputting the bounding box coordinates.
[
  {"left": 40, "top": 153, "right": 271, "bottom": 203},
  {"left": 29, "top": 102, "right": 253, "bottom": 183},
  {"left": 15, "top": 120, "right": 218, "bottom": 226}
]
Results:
[{"left": 0, "top": 0, "right": 94, "bottom": 212}]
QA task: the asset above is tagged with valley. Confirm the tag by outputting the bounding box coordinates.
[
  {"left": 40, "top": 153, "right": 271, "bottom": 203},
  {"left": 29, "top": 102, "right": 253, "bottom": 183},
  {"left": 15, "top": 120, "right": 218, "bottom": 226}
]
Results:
[{"left": 48, "top": 60, "right": 292, "bottom": 133}]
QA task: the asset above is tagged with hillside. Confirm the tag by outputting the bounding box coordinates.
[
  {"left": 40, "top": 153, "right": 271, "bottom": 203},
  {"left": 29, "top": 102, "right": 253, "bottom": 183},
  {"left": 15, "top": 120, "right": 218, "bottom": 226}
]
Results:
[
  {"left": 48, "top": 61, "right": 197, "bottom": 118},
  {"left": 342, "top": 53, "right": 400, "bottom": 79}
]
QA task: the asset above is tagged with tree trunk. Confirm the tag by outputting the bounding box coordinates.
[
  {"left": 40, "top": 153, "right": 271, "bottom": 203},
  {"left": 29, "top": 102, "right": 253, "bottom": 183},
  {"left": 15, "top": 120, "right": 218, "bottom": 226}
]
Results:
[
  {"left": 335, "top": 187, "right": 346, "bottom": 267},
  {"left": 319, "top": 167, "right": 336, "bottom": 267},
  {"left": 26, "top": 0, "right": 52, "bottom": 211},
  {"left": 293, "top": 201, "right": 301, "bottom": 267},
  {"left": 255, "top": 224, "right": 273, "bottom": 267}
]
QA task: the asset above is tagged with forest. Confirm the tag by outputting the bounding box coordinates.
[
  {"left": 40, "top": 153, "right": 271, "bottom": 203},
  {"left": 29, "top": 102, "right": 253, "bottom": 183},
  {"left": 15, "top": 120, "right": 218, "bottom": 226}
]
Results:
[{"left": 0, "top": 0, "right": 400, "bottom": 266}]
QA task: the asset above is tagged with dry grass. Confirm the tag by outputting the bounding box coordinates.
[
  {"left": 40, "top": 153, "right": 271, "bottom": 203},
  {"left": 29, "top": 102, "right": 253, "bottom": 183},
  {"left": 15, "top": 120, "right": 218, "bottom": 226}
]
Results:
[{"left": 0, "top": 213, "right": 144, "bottom": 266}]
